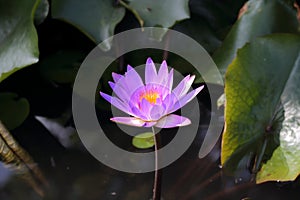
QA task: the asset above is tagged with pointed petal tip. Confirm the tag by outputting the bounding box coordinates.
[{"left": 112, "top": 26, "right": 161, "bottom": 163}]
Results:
[
  {"left": 161, "top": 60, "right": 167, "bottom": 66},
  {"left": 189, "top": 75, "right": 196, "bottom": 82},
  {"left": 108, "top": 81, "right": 115, "bottom": 89},
  {"left": 127, "top": 64, "right": 133, "bottom": 71},
  {"left": 146, "top": 57, "right": 154, "bottom": 64},
  {"left": 182, "top": 74, "right": 191, "bottom": 82},
  {"left": 100, "top": 91, "right": 111, "bottom": 102},
  {"left": 99, "top": 91, "right": 105, "bottom": 97},
  {"left": 196, "top": 85, "right": 205, "bottom": 93},
  {"left": 159, "top": 60, "right": 168, "bottom": 71},
  {"left": 145, "top": 57, "right": 158, "bottom": 83},
  {"left": 112, "top": 72, "right": 123, "bottom": 83}
]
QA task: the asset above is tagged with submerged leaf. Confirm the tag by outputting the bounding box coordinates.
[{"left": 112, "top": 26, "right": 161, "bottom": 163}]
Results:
[{"left": 0, "top": 93, "right": 30, "bottom": 130}]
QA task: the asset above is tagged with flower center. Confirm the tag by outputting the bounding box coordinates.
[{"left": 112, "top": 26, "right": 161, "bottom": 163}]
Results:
[{"left": 139, "top": 89, "right": 160, "bottom": 104}]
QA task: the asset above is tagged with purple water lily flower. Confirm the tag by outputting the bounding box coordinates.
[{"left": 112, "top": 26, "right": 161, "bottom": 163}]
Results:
[{"left": 100, "top": 58, "right": 204, "bottom": 128}]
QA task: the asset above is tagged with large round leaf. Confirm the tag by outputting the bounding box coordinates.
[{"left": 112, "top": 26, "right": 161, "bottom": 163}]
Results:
[
  {"left": 122, "top": 0, "right": 190, "bottom": 40},
  {"left": 213, "top": 0, "right": 299, "bottom": 76},
  {"left": 221, "top": 34, "right": 300, "bottom": 183},
  {"left": 256, "top": 50, "right": 300, "bottom": 183},
  {"left": 51, "top": 0, "right": 125, "bottom": 51},
  {"left": 125, "top": 0, "right": 189, "bottom": 28},
  {"left": 0, "top": 0, "right": 40, "bottom": 82}
]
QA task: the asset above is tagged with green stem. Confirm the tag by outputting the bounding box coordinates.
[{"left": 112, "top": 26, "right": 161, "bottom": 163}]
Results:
[
  {"left": 252, "top": 137, "right": 268, "bottom": 174},
  {"left": 152, "top": 126, "right": 162, "bottom": 200}
]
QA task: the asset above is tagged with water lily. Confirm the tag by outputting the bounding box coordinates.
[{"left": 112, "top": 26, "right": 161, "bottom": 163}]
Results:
[{"left": 100, "top": 58, "right": 204, "bottom": 128}]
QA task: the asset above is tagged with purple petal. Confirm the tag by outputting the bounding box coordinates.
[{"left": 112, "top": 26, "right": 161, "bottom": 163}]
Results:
[
  {"left": 155, "top": 114, "right": 191, "bottom": 128},
  {"left": 112, "top": 72, "right": 123, "bottom": 83},
  {"left": 172, "top": 75, "right": 190, "bottom": 97},
  {"left": 126, "top": 64, "right": 134, "bottom": 72},
  {"left": 155, "top": 97, "right": 162, "bottom": 105},
  {"left": 111, "top": 117, "right": 145, "bottom": 127},
  {"left": 162, "top": 93, "right": 177, "bottom": 115},
  {"left": 110, "top": 69, "right": 140, "bottom": 102},
  {"left": 108, "top": 81, "right": 115, "bottom": 90},
  {"left": 110, "top": 82, "right": 130, "bottom": 102},
  {"left": 100, "top": 92, "right": 131, "bottom": 115},
  {"left": 129, "top": 99, "right": 151, "bottom": 119},
  {"left": 122, "top": 65, "right": 144, "bottom": 96},
  {"left": 139, "top": 98, "right": 153, "bottom": 119},
  {"left": 130, "top": 106, "right": 147, "bottom": 119},
  {"left": 172, "top": 75, "right": 195, "bottom": 99},
  {"left": 166, "top": 69, "right": 174, "bottom": 91},
  {"left": 168, "top": 85, "right": 204, "bottom": 113},
  {"left": 111, "top": 117, "right": 156, "bottom": 127},
  {"left": 145, "top": 58, "right": 157, "bottom": 84},
  {"left": 150, "top": 105, "right": 164, "bottom": 120},
  {"left": 158, "top": 60, "right": 168, "bottom": 80}
]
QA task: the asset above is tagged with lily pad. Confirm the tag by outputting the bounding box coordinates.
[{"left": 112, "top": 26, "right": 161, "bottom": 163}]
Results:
[
  {"left": 51, "top": 0, "right": 125, "bottom": 51},
  {"left": 256, "top": 51, "right": 300, "bottom": 183},
  {"left": 132, "top": 132, "right": 155, "bottom": 149},
  {"left": 0, "top": 93, "right": 30, "bottom": 130},
  {"left": 126, "top": 0, "right": 189, "bottom": 27},
  {"left": 213, "top": 0, "right": 299, "bottom": 75},
  {"left": 123, "top": 0, "right": 190, "bottom": 40},
  {"left": 0, "top": 0, "right": 40, "bottom": 82},
  {"left": 221, "top": 34, "right": 300, "bottom": 183}
]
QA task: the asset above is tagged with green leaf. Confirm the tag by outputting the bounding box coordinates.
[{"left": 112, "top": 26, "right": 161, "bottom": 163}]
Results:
[
  {"left": 123, "top": 0, "right": 190, "bottom": 40},
  {"left": 221, "top": 34, "right": 300, "bottom": 183},
  {"left": 0, "top": 93, "right": 30, "bottom": 130},
  {"left": 132, "top": 132, "right": 155, "bottom": 149},
  {"left": 39, "top": 50, "right": 85, "bottom": 84},
  {"left": 51, "top": 0, "right": 125, "bottom": 51},
  {"left": 0, "top": 0, "right": 40, "bottom": 83},
  {"left": 213, "top": 0, "right": 299, "bottom": 75},
  {"left": 127, "top": 0, "right": 189, "bottom": 27},
  {"left": 256, "top": 52, "right": 300, "bottom": 183}
]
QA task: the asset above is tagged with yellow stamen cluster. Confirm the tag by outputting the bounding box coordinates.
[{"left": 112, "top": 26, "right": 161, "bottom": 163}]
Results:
[{"left": 139, "top": 90, "right": 160, "bottom": 104}]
